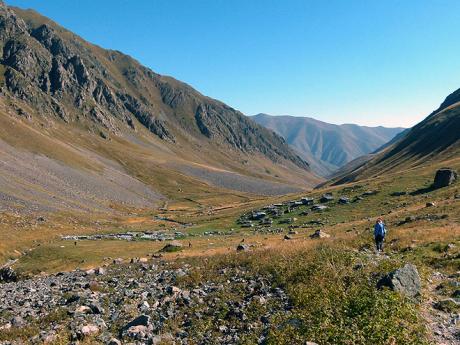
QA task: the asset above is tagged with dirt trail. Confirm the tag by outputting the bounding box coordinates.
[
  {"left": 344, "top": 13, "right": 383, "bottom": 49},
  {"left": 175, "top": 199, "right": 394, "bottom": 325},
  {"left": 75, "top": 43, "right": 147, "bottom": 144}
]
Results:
[{"left": 422, "top": 272, "right": 460, "bottom": 344}]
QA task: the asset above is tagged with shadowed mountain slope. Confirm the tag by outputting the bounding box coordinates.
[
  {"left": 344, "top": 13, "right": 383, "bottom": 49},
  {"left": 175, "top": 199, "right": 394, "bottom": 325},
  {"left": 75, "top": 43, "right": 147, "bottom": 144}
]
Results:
[
  {"left": 329, "top": 91, "right": 460, "bottom": 185},
  {"left": 252, "top": 113, "right": 404, "bottom": 176}
]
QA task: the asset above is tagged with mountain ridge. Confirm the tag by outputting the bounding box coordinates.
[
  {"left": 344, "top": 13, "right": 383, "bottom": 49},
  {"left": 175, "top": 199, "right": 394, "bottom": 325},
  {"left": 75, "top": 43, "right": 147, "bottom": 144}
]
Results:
[
  {"left": 0, "top": 1, "right": 322, "bottom": 214},
  {"left": 252, "top": 113, "right": 404, "bottom": 176},
  {"left": 328, "top": 91, "right": 460, "bottom": 185}
]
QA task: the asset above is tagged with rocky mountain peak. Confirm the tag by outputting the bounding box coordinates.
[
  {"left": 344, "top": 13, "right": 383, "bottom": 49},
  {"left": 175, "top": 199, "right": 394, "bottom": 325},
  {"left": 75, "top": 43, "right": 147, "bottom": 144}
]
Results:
[{"left": 0, "top": 1, "right": 312, "bottom": 174}]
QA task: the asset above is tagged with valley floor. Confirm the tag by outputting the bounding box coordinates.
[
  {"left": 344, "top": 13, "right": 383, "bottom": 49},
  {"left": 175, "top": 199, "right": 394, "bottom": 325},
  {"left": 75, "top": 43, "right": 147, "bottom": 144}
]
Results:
[{"left": 0, "top": 158, "right": 459, "bottom": 344}]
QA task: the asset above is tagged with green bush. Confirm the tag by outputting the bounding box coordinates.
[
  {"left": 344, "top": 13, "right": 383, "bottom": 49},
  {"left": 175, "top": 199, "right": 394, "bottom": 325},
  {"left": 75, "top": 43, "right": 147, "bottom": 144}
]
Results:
[{"left": 264, "top": 246, "right": 427, "bottom": 345}]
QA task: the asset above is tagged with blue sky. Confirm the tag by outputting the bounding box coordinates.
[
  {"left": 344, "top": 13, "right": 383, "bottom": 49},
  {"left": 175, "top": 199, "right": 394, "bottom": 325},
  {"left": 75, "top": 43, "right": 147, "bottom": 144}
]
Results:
[{"left": 6, "top": 0, "right": 460, "bottom": 127}]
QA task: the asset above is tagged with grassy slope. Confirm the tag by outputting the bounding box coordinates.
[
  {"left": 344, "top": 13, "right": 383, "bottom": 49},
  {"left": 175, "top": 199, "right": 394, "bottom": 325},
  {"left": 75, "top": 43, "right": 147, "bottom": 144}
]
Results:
[
  {"left": 5, "top": 154, "right": 459, "bottom": 344},
  {"left": 5, "top": 142, "right": 458, "bottom": 271},
  {"left": 330, "top": 102, "right": 460, "bottom": 185},
  {"left": 6, "top": 6, "right": 321, "bottom": 190}
]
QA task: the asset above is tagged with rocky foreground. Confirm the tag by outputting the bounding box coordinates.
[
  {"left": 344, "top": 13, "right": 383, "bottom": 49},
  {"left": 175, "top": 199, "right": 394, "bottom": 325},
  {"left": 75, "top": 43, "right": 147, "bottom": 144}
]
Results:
[{"left": 0, "top": 259, "right": 291, "bottom": 344}]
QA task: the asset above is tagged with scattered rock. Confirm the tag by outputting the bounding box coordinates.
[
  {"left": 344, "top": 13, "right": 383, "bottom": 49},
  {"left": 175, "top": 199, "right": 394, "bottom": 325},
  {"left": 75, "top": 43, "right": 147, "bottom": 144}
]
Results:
[
  {"left": 166, "top": 286, "right": 181, "bottom": 295},
  {"left": 320, "top": 193, "right": 334, "bottom": 203},
  {"left": 237, "top": 244, "right": 250, "bottom": 251},
  {"left": 125, "top": 325, "right": 148, "bottom": 339},
  {"left": 0, "top": 257, "right": 289, "bottom": 344},
  {"left": 95, "top": 267, "right": 106, "bottom": 275},
  {"left": 301, "top": 197, "right": 314, "bottom": 205},
  {"left": 390, "top": 191, "right": 407, "bottom": 196},
  {"left": 377, "top": 264, "right": 421, "bottom": 300},
  {"left": 160, "top": 241, "right": 183, "bottom": 252},
  {"left": 311, "top": 204, "right": 328, "bottom": 211},
  {"left": 250, "top": 212, "right": 267, "bottom": 220},
  {"left": 433, "top": 298, "right": 460, "bottom": 312},
  {"left": 122, "top": 315, "right": 150, "bottom": 332},
  {"left": 310, "top": 230, "right": 330, "bottom": 239},
  {"left": 0, "top": 266, "right": 17, "bottom": 283},
  {"left": 85, "top": 268, "right": 96, "bottom": 276},
  {"left": 338, "top": 196, "right": 350, "bottom": 204},
  {"left": 79, "top": 324, "right": 99, "bottom": 338},
  {"left": 434, "top": 168, "right": 458, "bottom": 188},
  {"left": 362, "top": 190, "right": 378, "bottom": 196},
  {"left": 426, "top": 202, "right": 436, "bottom": 207},
  {"left": 10, "top": 316, "right": 26, "bottom": 328},
  {"left": 75, "top": 305, "right": 92, "bottom": 314}
]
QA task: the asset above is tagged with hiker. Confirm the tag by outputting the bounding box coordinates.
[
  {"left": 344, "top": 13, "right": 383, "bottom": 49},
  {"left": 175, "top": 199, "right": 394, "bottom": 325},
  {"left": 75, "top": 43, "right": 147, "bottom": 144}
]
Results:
[{"left": 374, "top": 217, "right": 386, "bottom": 252}]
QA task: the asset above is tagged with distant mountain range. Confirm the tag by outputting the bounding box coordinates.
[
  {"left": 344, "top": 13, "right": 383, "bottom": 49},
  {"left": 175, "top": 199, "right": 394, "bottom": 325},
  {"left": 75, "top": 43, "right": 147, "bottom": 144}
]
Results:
[{"left": 252, "top": 114, "right": 405, "bottom": 176}]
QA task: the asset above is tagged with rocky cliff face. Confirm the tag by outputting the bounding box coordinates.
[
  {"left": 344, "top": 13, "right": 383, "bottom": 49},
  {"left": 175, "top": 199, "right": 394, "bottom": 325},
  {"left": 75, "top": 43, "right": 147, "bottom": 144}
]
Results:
[{"left": 0, "top": 2, "right": 308, "bottom": 170}]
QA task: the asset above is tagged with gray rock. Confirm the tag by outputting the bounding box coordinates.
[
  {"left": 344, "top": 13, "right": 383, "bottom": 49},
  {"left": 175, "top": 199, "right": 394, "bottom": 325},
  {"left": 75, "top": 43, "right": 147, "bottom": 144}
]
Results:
[
  {"left": 338, "top": 196, "right": 350, "bottom": 204},
  {"left": 362, "top": 190, "right": 379, "bottom": 196},
  {"left": 434, "top": 168, "right": 458, "bottom": 188},
  {"left": 124, "top": 315, "right": 150, "bottom": 329},
  {"left": 79, "top": 324, "right": 99, "bottom": 338},
  {"left": 433, "top": 298, "right": 460, "bottom": 312},
  {"left": 377, "top": 264, "right": 421, "bottom": 300},
  {"left": 320, "top": 193, "right": 334, "bottom": 203},
  {"left": 166, "top": 286, "right": 181, "bottom": 295},
  {"left": 10, "top": 316, "right": 26, "bottom": 327},
  {"left": 310, "top": 230, "right": 330, "bottom": 239},
  {"left": 236, "top": 244, "right": 250, "bottom": 251},
  {"left": 160, "top": 241, "right": 183, "bottom": 252},
  {"left": 125, "top": 325, "right": 148, "bottom": 339},
  {"left": 311, "top": 204, "right": 328, "bottom": 211},
  {"left": 0, "top": 266, "right": 17, "bottom": 283},
  {"left": 89, "top": 301, "right": 105, "bottom": 314},
  {"left": 96, "top": 267, "right": 106, "bottom": 275}
]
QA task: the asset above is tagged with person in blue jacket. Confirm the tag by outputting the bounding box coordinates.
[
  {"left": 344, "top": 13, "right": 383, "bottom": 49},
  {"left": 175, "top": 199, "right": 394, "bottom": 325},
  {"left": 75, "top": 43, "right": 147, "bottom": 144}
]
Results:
[{"left": 374, "top": 217, "right": 386, "bottom": 252}]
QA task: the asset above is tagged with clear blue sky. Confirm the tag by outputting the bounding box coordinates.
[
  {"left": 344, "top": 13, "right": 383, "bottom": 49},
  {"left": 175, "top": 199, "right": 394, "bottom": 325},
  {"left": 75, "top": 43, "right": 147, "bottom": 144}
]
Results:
[{"left": 6, "top": 0, "right": 460, "bottom": 127}]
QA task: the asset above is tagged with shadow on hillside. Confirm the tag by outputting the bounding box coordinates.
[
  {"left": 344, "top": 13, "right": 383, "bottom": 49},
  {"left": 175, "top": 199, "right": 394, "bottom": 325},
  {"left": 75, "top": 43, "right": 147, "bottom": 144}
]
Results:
[{"left": 410, "top": 184, "right": 436, "bottom": 196}]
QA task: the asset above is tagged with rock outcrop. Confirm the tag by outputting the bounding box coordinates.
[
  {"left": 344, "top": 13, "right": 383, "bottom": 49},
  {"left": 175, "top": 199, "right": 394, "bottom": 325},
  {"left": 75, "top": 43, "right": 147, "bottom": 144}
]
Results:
[
  {"left": 0, "top": 2, "right": 311, "bottom": 172},
  {"left": 0, "top": 266, "right": 17, "bottom": 283},
  {"left": 434, "top": 168, "right": 457, "bottom": 188},
  {"left": 377, "top": 264, "right": 421, "bottom": 300}
]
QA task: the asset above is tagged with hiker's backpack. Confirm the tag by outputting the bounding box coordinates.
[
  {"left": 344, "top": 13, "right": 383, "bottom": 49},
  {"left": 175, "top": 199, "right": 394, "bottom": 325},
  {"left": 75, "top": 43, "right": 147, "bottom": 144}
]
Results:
[{"left": 374, "top": 222, "right": 386, "bottom": 237}]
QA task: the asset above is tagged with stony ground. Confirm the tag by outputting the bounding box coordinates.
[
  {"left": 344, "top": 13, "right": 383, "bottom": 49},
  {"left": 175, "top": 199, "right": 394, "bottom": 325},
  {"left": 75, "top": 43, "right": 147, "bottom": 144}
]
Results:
[
  {"left": 0, "top": 140, "right": 163, "bottom": 214},
  {"left": 424, "top": 270, "right": 460, "bottom": 345},
  {"left": 174, "top": 164, "right": 303, "bottom": 196},
  {"left": 0, "top": 259, "right": 290, "bottom": 345}
]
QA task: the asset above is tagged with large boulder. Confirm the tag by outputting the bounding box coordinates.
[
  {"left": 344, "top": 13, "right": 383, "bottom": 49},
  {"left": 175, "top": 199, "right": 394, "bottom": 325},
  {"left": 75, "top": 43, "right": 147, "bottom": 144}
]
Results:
[
  {"left": 377, "top": 264, "right": 421, "bottom": 300},
  {"left": 121, "top": 315, "right": 150, "bottom": 333},
  {"left": 0, "top": 266, "right": 17, "bottom": 283},
  {"left": 160, "top": 241, "right": 183, "bottom": 253},
  {"left": 310, "top": 230, "right": 330, "bottom": 239},
  {"left": 319, "top": 193, "right": 334, "bottom": 203},
  {"left": 434, "top": 168, "right": 457, "bottom": 188},
  {"left": 236, "top": 244, "right": 250, "bottom": 251}
]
